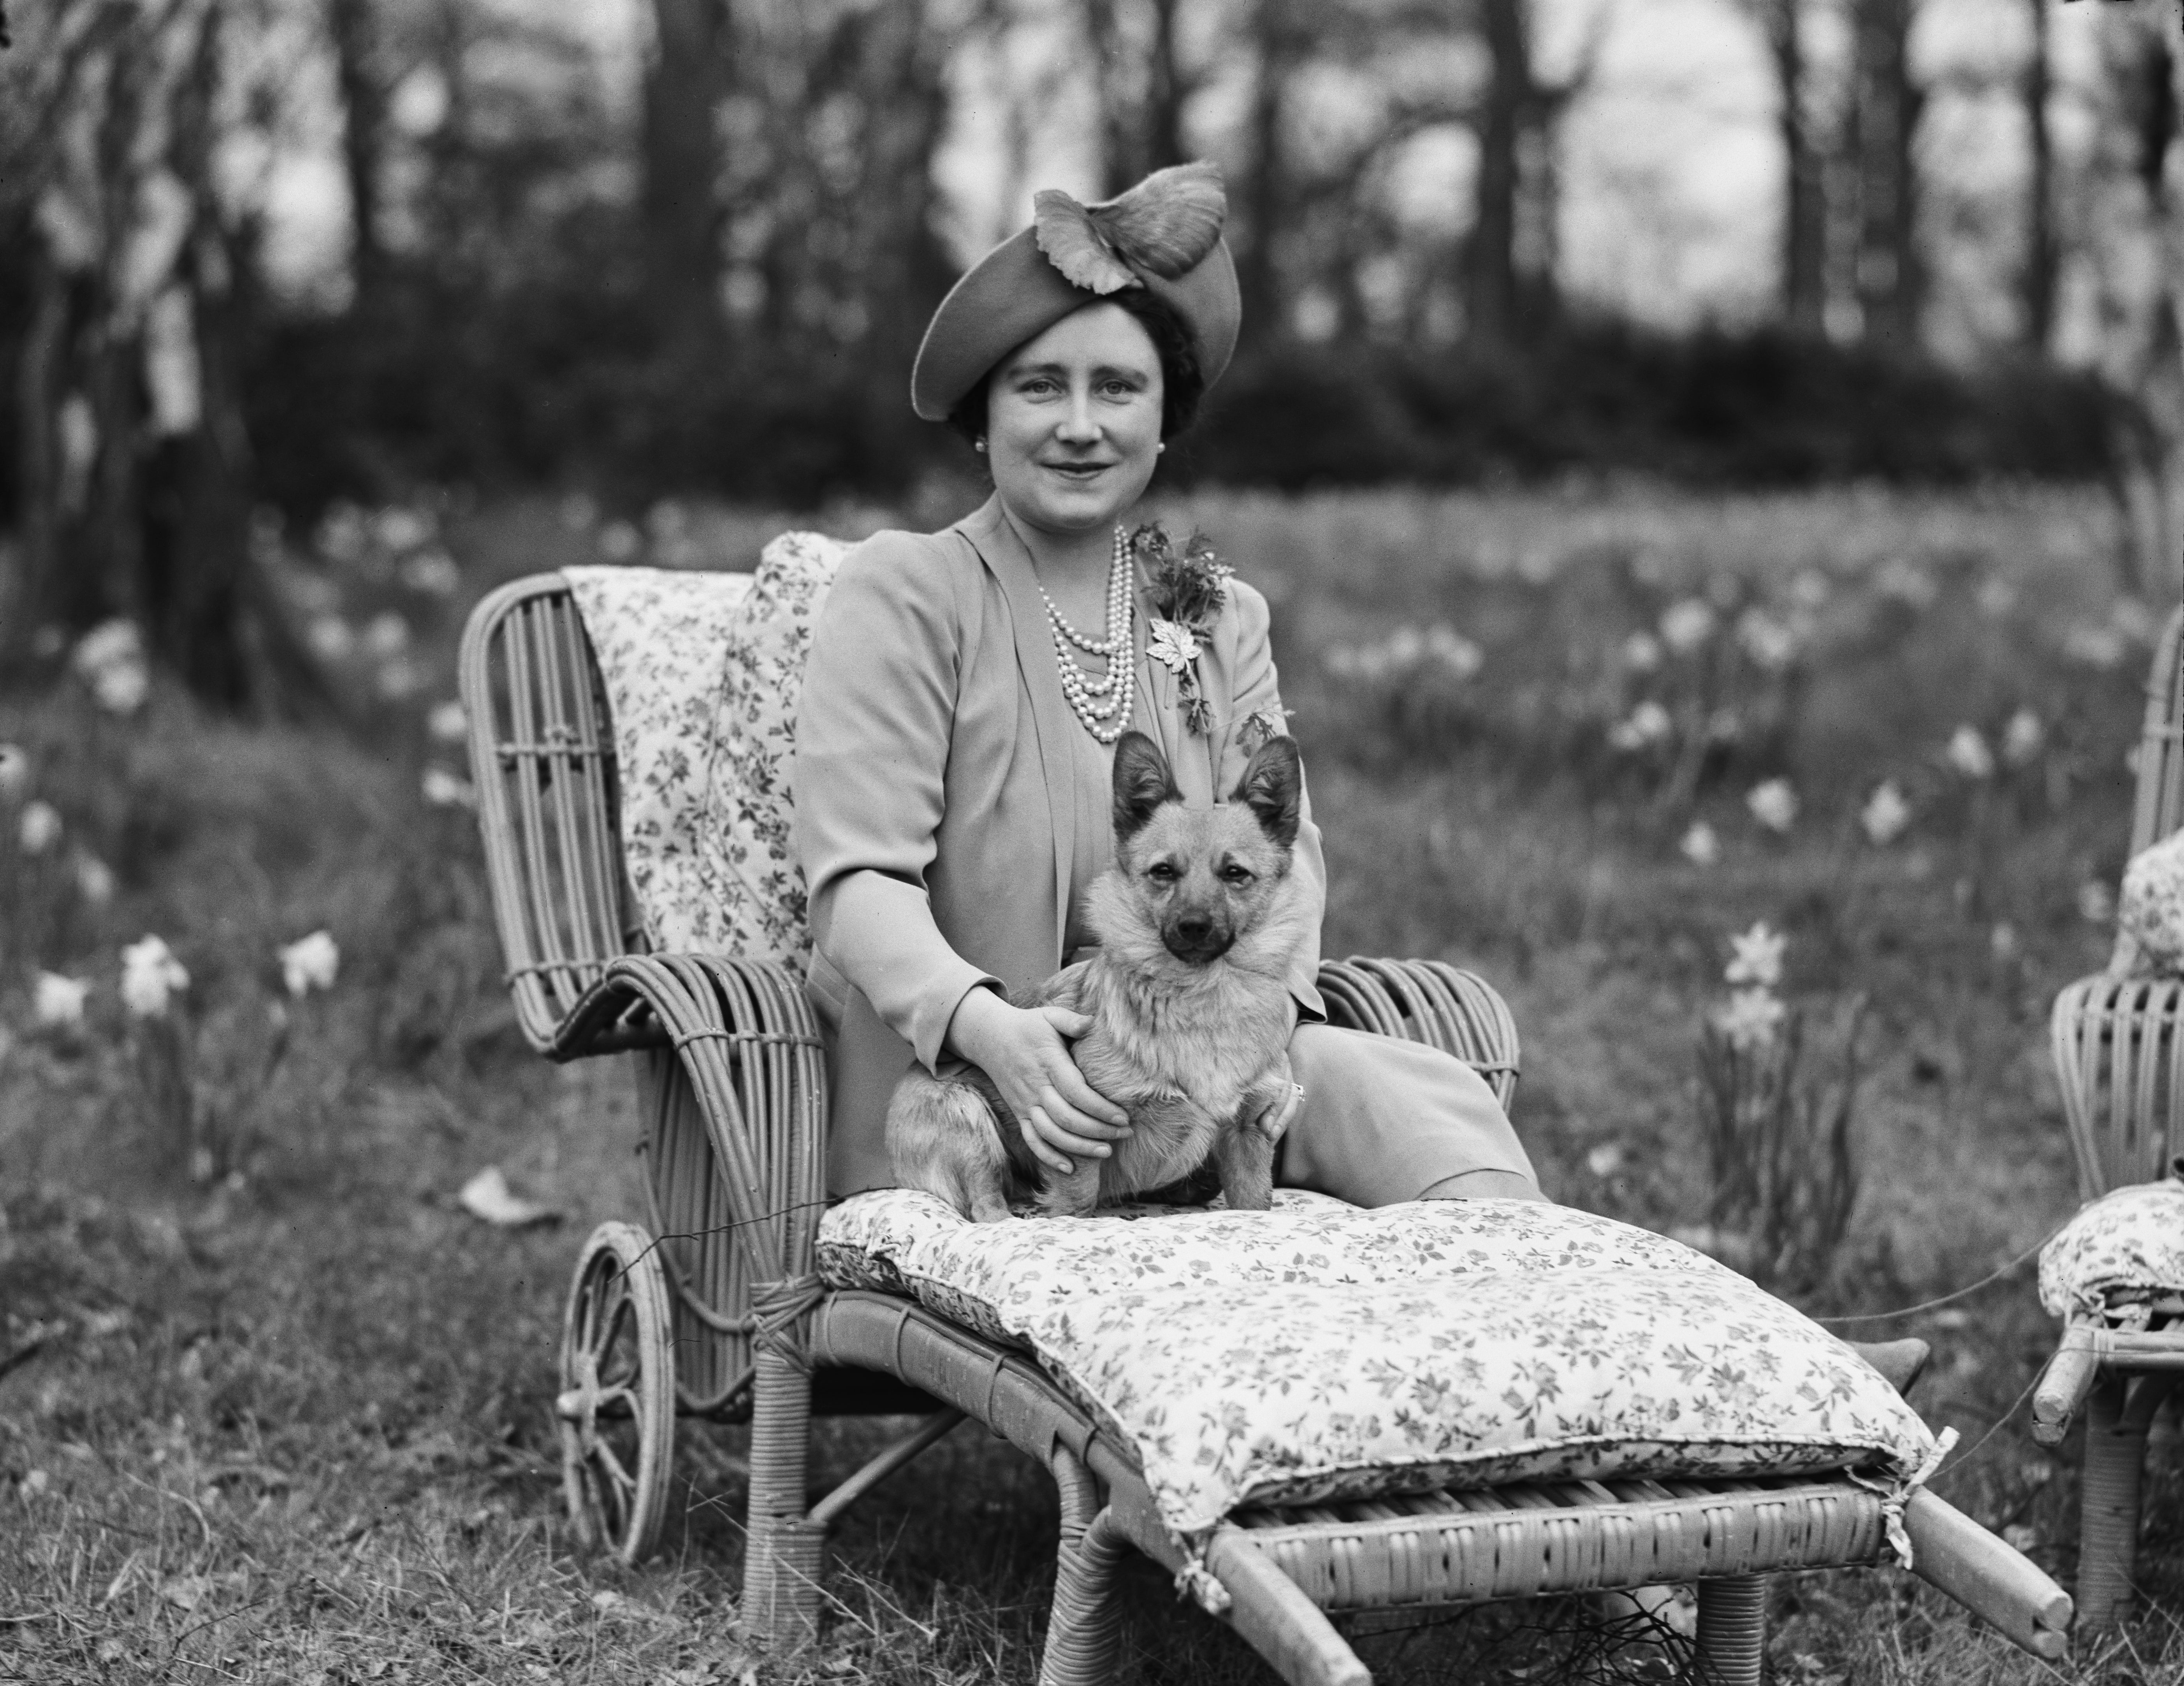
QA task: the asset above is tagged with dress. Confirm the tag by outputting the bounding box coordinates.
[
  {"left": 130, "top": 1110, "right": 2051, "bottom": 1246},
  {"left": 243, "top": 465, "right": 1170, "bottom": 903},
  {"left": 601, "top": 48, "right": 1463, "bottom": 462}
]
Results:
[{"left": 792, "top": 492, "right": 1537, "bottom": 1204}]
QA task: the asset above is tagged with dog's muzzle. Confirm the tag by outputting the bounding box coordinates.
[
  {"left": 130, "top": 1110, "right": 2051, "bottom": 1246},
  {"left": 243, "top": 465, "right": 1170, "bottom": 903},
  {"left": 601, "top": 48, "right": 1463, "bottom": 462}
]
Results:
[{"left": 1162, "top": 917, "right": 1234, "bottom": 964}]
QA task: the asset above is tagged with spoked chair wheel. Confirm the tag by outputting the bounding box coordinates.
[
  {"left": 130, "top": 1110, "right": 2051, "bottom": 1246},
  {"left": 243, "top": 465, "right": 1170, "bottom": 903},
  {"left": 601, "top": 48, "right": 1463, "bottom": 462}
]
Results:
[{"left": 556, "top": 1220, "right": 676, "bottom": 1563}]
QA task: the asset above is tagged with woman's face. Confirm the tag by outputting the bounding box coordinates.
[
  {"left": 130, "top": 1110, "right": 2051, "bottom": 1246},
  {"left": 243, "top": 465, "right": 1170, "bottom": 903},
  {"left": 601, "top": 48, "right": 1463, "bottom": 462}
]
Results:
[{"left": 984, "top": 302, "right": 1165, "bottom": 539}]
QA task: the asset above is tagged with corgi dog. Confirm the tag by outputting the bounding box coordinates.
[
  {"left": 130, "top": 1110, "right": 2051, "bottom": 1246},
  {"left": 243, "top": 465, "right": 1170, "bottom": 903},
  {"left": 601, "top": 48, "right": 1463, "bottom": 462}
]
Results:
[{"left": 886, "top": 730, "right": 1310, "bottom": 1222}]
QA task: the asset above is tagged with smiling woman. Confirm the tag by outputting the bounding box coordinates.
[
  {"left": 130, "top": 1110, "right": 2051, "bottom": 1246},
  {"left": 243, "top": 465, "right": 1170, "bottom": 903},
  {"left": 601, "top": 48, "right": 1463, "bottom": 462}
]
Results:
[{"left": 791, "top": 162, "right": 1545, "bottom": 1211}]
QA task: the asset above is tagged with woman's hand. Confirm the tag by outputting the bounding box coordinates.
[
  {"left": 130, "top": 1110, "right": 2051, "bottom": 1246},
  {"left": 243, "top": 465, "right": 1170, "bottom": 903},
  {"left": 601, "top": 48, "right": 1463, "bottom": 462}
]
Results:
[{"left": 945, "top": 988, "right": 1131, "bottom": 1175}]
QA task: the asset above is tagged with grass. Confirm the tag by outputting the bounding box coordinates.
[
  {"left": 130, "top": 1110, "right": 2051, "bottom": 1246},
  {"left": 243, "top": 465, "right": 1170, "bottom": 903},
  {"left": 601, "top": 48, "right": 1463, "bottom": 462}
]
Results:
[{"left": 4, "top": 478, "right": 2184, "bottom": 1682}]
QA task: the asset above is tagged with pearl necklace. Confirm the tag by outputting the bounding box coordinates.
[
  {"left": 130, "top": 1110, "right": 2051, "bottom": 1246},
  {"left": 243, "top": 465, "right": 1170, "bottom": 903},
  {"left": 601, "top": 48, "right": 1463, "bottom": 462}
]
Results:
[{"left": 1039, "top": 527, "right": 1136, "bottom": 745}]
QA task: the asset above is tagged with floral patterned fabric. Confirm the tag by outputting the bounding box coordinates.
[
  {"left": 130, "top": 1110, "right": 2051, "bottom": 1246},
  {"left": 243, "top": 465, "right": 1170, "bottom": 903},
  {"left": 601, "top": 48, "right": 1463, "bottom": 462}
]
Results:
[
  {"left": 564, "top": 533, "right": 849, "bottom": 968},
  {"left": 696, "top": 532, "right": 850, "bottom": 970},
  {"left": 817, "top": 1189, "right": 1942, "bottom": 1569},
  {"left": 2114, "top": 830, "right": 2184, "bottom": 977},
  {"left": 2039, "top": 1178, "right": 2184, "bottom": 1318},
  {"left": 564, "top": 566, "right": 753, "bottom": 956}
]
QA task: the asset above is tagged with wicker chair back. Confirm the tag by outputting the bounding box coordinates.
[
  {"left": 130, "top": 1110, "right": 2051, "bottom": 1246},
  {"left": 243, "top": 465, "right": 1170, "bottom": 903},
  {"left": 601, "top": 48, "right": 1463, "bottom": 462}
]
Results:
[
  {"left": 2051, "top": 606, "right": 2184, "bottom": 1200},
  {"left": 459, "top": 575, "right": 649, "bottom": 1055},
  {"left": 2129, "top": 607, "right": 2184, "bottom": 858}
]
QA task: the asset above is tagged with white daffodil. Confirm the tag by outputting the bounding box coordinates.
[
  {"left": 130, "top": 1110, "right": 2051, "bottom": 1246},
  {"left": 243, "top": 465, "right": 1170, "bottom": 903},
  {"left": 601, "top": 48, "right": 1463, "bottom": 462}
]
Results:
[
  {"left": 74, "top": 853, "right": 115, "bottom": 907},
  {"left": 1725, "top": 921, "right": 1786, "bottom": 989},
  {"left": 1714, "top": 986, "right": 1786, "bottom": 1051},
  {"left": 1620, "top": 631, "right": 1663, "bottom": 673},
  {"left": 1424, "top": 626, "right": 1482, "bottom": 680},
  {"left": 1147, "top": 619, "right": 1201, "bottom": 674},
  {"left": 120, "top": 935, "right": 190, "bottom": 1020},
  {"left": 307, "top": 616, "right": 356, "bottom": 662},
  {"left": 71, "top": 619, "right": 142, "bottom": 679},
  {"left": 34, "top": 972, "right": 90, "bottom": 1028},
  {"left": 1746, "top": 778, "right": 1798, "bottom": 833},
  {"left": 399, "top": 550, "right": 459, "bottom": 597},
  {"left": 2078, "top": 881, "right": 2115, "bottom": 924},
  {"left": 1735, "top": 608, "right": 1797, "bottom": 672},
  {"left": 18, "top": 800, "right": 62, "bottom": 855},
  {"left": 1658, "top": 599, "right": 1717, "bottom": 655},
  {"left": 1679, "top": 822, "right": 1720, "bottom": 867},
  {"left": 1608, "top": 700, "right": 1673, "bottom": 752},
  {"left": 422, "top": 767, "right": 477, "bottom": 810},
  {"left": 0, "top": 744, "right": 28, "bottom": 803},
  {"left": 427, "top": 700, "right": 469, "bottom": 744},
  {"left": 362, "top": 612, "right": 411, "bottom": 659},
  {"left": 276, "top": 930, "right": 340, "bottom": 998},
  {"left": 1860, "top": 781, "right": 1911, "bottom": 846},
  {"left": 2002, "top": 709, "right": 2043, "bottom": 767},
  {"left": 1946, "top": 725, "right": 1995, "bottom": 781}
]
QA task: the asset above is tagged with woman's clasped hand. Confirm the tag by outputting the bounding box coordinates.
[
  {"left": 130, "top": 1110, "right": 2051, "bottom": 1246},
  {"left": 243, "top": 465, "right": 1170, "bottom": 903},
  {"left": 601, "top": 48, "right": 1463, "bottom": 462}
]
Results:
[{"left": 944, "top": 986, "right": 1131, "bottom": 1175}]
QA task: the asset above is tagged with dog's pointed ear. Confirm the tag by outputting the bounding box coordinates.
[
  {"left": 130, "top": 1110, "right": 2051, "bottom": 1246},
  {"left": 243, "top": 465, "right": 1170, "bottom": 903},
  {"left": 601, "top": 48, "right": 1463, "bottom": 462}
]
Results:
[
  {"left": 1232, "top": 735, "right": 1301, "bottom": 849},
  {"left": 1112, "top": 730, "right": 1180, "bottom": 839}
]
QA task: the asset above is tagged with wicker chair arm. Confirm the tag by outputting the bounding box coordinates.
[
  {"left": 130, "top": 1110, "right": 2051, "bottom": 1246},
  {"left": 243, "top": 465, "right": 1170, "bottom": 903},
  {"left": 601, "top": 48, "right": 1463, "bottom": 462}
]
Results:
[
  {"left": 1317, "top": 956, "right": 1520, "bottom": 1109},
  {"left": 573, "top": 953, "right": 828, "bottom": 1293}
]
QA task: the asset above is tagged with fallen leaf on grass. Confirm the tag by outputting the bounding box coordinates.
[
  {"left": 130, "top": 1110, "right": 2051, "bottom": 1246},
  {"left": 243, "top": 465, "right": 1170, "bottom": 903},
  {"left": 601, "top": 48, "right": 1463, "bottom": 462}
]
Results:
[
  {"left": 589, "top": 1589, "right": 679, "bottom": 1627},
  {"left": 457, "top": 1167, "right": 561, "bottom": 1229},
  {"left": 160, "top": 1573, "right": 212, "bottom": 1610}
]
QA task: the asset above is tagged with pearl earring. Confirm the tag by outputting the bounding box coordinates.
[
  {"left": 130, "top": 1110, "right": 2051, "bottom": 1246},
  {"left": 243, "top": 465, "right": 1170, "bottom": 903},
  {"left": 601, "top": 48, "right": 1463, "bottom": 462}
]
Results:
[
  {"left": 974, "top": 439, "right": 987, "bottom": 453},
  {"left": 1157, "top": 443, "right": 1166, "bottom": 454}
]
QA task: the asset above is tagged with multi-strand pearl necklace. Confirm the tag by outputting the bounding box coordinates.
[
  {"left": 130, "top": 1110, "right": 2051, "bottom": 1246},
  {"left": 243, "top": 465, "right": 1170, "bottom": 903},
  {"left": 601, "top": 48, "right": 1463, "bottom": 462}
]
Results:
[{"left": 1038, "top": 526, "right": 1136, "bottom": 745}]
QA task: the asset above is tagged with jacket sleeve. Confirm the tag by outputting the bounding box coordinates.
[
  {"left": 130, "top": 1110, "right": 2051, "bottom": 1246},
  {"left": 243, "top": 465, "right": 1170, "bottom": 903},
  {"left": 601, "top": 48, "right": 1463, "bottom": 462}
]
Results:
[
  {"left": 794, "top": 532, "right": 1001, "bottom": 1070},
  {"left": 1221, "top": 580, "right": 1327, "bottom": 1023}
]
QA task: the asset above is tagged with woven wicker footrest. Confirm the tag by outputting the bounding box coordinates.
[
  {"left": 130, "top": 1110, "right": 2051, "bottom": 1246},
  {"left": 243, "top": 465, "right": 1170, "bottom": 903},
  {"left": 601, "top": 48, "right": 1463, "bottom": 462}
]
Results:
[{"left": 1227, "top": 1473, "right": 1888, "bottom": 1609}]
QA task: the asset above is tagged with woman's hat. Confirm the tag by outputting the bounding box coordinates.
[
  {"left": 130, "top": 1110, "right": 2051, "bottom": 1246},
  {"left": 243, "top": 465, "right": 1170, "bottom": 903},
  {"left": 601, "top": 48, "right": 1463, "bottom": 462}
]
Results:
[{"left": 910, "top": 162, "right": 1241, "bottom": 422}]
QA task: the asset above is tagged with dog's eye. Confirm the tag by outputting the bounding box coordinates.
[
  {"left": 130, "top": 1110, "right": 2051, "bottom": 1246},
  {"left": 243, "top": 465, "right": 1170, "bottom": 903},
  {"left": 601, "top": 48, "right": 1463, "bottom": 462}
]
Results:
[
  {"left": 1221, "top": 865, "right": 1255, "bottom": 885},
  {"left": 1147, "top": 862, "right": 1179, "bottom": 883}
]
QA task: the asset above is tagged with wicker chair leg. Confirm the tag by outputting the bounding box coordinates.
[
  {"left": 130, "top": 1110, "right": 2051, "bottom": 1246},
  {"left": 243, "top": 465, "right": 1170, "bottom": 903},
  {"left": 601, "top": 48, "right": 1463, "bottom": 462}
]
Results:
[
  {"left": 2077, "top": 1375, "right": 2152, "bottom": 1630},
  {"left": 1693, "top": 1575, "right": 1766, "bottom": 1686},
  {"left": 1040, "top": 1508, "right": 1130, "bottom": 1686},
  {"left": 746, "top": 1348, "right": 824, "bottom": 1651}
]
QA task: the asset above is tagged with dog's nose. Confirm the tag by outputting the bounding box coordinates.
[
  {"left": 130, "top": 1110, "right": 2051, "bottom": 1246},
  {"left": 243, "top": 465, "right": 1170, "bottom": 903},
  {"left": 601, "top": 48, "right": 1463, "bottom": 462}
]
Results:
[{"left": 1175, "top": 915, "right": 1212, "bottom": 944}]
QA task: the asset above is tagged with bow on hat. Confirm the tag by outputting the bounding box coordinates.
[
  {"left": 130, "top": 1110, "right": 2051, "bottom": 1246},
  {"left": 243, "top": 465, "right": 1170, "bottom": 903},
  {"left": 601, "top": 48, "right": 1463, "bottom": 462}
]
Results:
[{"left": 1032, "top": 162, "right": 1227, "bottom": 295}]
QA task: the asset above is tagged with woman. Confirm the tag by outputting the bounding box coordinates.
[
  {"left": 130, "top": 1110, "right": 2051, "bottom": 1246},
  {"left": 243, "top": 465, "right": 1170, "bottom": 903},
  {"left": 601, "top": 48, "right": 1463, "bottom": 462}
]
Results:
[{"left": 792, "top": 162, "right": 1542, "bottom": 1210}]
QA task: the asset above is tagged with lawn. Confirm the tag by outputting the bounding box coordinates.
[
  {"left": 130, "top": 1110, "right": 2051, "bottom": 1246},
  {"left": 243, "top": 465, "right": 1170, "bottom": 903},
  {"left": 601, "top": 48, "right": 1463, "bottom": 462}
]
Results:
[{"left": 4, "top": 478, "right": 2181, "bottom": 1683}]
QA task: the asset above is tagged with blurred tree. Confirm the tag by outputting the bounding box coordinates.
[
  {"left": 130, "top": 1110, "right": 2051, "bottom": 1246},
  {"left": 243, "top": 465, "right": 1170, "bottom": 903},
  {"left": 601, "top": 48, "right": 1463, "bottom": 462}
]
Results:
[
  {"left": 2084, "top": 2, "right": 2184, "bottom": 594},
  {"left": 2, "top": 0, "right": 317, "bottom": 707},
  {"left": 1086, "top": 0, "right": 1191, "bottom": 193},
  {"left": 1746, "top": 0, "right": 1826, "bottom": 332},
  {"left": 2019, "top": 0, "right": 2055, "bottom": 352},
  {"left": 1846, "top": 0, "right": 1924, "bottom": 346},
  {"left": 643, "top": 0, "right": 731, "bottom": 349},
  {"left": 1237, "top": 0, "right": 1303, "bottom": 338},
  {"left": 327, "top": 0, "right": 390, "bottom": 312},
  {"left": 1464, "top": 0, "right": 1603, "bottom": 347}
]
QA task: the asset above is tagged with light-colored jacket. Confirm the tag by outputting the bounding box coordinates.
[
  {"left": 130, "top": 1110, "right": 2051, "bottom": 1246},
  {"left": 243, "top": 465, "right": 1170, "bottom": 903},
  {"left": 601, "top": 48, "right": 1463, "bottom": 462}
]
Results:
[{"left": 794, "top": 492, "right": 1328, "bottom": 1197}]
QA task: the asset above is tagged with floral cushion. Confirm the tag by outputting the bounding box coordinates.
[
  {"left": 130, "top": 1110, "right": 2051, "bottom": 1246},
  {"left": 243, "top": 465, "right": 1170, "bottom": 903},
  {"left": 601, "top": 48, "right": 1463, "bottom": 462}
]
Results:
[
  {"left": 2114, "top": 829, "right": 2184, "bottom": 977},
  {"left": 817, "top": 1190, "right": 1944, "bottom": 1580},
  {"left": 564, "top": 566, "right": 753, "bottom": 955},
  {"left": 2039, "top": 1178, "right": 2184, "bottom": 1318},
  {"left": 563, "top": 533, "right": 849, "bottom": 967},
  {"left": 695, "top": 531, "right": 850, "bottom": 971}
]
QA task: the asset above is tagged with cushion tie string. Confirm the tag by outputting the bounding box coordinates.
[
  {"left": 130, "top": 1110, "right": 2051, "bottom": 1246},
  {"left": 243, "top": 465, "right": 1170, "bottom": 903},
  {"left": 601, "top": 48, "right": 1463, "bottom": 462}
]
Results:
[{"left": 1851, "top": 1426, "right": 1957, "bottom": 1569}]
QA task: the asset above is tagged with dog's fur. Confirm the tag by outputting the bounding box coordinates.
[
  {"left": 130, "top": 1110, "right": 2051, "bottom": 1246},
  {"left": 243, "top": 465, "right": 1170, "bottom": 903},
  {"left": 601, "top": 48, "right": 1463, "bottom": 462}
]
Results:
[{"left": 886, "top": 730, "right": 1310, "bottom": 1221}]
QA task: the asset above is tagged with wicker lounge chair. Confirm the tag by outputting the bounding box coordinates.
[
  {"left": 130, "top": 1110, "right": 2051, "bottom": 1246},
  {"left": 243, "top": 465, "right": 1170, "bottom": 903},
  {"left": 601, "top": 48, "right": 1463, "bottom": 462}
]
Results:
[
  {"left": 2040, "top": 605, "right": 2184, "bottom": 1630},
  {"left": 460, "top": 568, "right": 2072, "bottom": 1684}
]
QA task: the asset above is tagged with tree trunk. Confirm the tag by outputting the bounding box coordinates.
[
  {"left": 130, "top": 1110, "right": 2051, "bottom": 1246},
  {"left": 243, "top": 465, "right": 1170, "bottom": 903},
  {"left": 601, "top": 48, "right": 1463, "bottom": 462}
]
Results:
[
  {"left": 1849, "top": 0, "right": 1923, "bottom": 347},
  {"left": 327, "top": 0, "right": 388, "bottom": 311},
  {"left": 2022, "top": 0, "right": 2057, "bottom": 351},
  {"left": 643, "top": 0, "right": 730, "bottom": 348},
  {"left": 1466, "top": 0, "right": 1526, "bottom": 347},
  {"left": 1238, "top": 0, "right": 1299, "bottom": 339},
  {"left": 1089, "top": 0, "right": 1189, "bottom": 197},
  {"left": 1762, "top": 0, "right": 1826, "bottom": 332}
]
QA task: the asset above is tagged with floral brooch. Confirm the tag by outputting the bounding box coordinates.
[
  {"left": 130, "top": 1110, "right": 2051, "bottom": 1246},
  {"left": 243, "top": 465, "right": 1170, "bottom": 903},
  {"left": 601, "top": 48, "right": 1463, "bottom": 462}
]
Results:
[{"left": 1131, "top": 522, "right": 1231, "bottom": 736}]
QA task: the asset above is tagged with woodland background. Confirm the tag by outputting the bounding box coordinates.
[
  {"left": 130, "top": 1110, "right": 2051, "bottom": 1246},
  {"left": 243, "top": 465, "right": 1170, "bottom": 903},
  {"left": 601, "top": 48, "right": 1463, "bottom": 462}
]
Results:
[{"left": 3, "top": 0, "right": 2184, "bottom": 710}]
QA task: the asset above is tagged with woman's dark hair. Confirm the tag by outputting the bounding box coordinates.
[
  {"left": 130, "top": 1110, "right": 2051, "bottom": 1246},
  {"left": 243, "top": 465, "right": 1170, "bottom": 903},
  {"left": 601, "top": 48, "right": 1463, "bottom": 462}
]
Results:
[{"left": 944, "top": 286, "right": 1206, "bottom": 450}]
